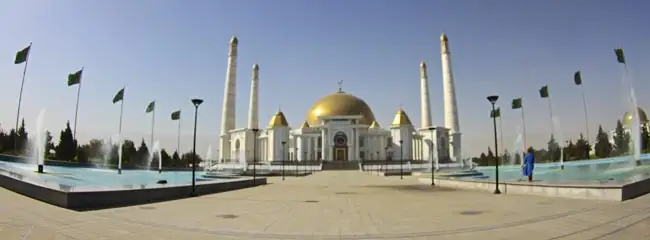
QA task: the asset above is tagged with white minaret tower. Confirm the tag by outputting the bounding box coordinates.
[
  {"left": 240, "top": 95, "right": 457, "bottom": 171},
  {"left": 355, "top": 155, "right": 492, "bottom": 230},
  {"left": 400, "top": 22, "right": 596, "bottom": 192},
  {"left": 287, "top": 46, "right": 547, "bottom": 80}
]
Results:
[
  {"left": 247, "top": 64, "right": 259, "bottom": 129},
  {"left": 440, "top": 33, "right": 462, "bottom": 162},
  {"left": 219, "top": 36, "right": 238, "bottom": 161},
  {"left": 420, "top": 61, "right": 432, "bottom": 128}
]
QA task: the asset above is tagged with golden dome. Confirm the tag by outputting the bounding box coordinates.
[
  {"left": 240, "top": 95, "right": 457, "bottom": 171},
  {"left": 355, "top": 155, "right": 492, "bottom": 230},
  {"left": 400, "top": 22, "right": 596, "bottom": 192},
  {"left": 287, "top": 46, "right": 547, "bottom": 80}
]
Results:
[
  {"left": 300, "top": 121, "right": 310, "bottom": 129},
  {"left": 369, "top": 120, "right": 381, "bottom": 128},
  {"left": 268, "top": 111, "right": 289, "bottom": 127},
  {"left": 306, "top": 91, "right": 376, "bottom": 126},
  {"left": 622, "top": 107, "right": 649, "bottom": 126},
  {"left": 392, "top": 108, "right": 413, "bottom": 127}
]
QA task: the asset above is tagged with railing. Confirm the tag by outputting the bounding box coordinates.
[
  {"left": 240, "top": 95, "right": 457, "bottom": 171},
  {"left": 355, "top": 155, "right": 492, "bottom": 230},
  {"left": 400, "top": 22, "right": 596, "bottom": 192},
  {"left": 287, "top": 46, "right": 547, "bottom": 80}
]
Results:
[{"left": 361, "top": 161, "right": 471, "bottom": 172}]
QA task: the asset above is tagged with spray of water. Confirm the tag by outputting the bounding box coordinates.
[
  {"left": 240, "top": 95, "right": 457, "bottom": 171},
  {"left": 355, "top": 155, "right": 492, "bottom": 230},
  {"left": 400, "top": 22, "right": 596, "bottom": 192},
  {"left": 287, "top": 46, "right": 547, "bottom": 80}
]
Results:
[
  {"left": 621, "top": 67, "right": 641, "bottom": 161},
  {"left": 111, "top": 134, "right": 123, "bottom": 173},
  {"left": 101, "top": 138, "right": 112, "bottom": 168},
  {"left": 511, "top": 125, "right": 524, "bottom": 165},
  {"left": 148, "top": 141, "right": 160, "bottom": 171},
  {"left": 206, "top": 145, "right": 213, "bottom": 170},
  {"left": 34, "top": 109, "right": 46, "bottom": 167}
]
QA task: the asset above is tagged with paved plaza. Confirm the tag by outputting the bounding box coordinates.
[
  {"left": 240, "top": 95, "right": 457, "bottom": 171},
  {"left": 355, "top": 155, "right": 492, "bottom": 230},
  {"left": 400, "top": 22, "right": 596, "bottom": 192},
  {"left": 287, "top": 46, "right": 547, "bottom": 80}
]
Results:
[{"left": 1, "top": 171, "right": 649, "bottom": 239}]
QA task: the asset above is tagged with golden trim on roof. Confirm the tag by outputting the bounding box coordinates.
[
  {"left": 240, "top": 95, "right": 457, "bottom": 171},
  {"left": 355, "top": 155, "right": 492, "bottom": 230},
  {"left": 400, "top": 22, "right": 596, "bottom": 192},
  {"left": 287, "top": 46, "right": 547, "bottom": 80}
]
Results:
[
  {"left": 301, "top": 121, "right": 310, "bottom": 129},
  {"left": 369, "top": 120, "right": 381, "bottom": 128},
  {"left": 268, "top": 111, "right": 289, "bottom": 127},
  {"left": 391, "top": 108, "right": 413, "bottom": 127}
]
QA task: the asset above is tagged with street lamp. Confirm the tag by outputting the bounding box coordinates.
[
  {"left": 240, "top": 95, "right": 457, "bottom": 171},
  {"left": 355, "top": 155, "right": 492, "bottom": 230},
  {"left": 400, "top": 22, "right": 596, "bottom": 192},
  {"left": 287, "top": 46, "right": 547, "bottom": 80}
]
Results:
[
  {"left": 399, "top": 140, "right": 404, "bottom": 179},
  {"left": 190, "top": 98, "right": 203, "bottom": 197},
  {"left": 384, "top": 146, "right": 388, "bottom": 173},
  {"left": 252, "top": 128, "right": 259, "bottom": 185},
  {"left": 295, "top": 147, "right": 299, "bottom": 177},
  {"left": 428, "top": 127, "right": 436, "bottom": 186},
  {"left": 281, "top": 141, "right": 286, "bottom": 181},
  {"left": 487, "top": 95, "right": 501, "bottom": 194}
]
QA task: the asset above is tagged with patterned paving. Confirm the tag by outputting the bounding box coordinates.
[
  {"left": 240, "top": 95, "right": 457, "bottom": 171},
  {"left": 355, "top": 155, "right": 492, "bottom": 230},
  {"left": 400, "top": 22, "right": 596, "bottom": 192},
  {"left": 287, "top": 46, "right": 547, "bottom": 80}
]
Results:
[{"left": 1, "top": 171, "right": 649, "bottom": 239}]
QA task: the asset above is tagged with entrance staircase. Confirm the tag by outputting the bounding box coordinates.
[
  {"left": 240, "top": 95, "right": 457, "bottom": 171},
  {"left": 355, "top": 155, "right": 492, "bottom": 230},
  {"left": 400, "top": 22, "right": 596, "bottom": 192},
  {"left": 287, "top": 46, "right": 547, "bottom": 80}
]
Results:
[{"left": 322, "top": 161, "right": 360, "bottom": 171}]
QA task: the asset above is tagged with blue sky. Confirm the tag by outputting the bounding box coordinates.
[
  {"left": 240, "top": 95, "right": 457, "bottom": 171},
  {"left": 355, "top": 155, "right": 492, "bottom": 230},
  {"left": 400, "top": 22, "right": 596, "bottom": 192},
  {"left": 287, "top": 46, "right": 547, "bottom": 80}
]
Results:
[{"left": 0, "top": 0, "right": 649, "bottom": 157}]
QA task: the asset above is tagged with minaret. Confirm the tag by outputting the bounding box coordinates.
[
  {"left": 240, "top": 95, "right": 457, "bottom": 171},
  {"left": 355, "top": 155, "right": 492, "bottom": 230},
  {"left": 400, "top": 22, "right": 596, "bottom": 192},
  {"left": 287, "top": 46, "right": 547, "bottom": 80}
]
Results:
[
  {"left": 219, "top": 36, "right": 238, "bottom": 161},
  {"left": 420, "top": 61, "right": 432, "bottom": 128},
  {"left": 247, "top": 64, "right": 259, "bottom": 129},
  {"left": 440, "top": 33, "right": 462, "bottom": 162}
]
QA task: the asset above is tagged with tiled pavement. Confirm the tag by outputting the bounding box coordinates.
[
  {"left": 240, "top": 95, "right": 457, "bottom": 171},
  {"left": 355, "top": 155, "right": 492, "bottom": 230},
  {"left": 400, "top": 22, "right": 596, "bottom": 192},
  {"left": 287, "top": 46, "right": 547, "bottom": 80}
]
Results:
[{"left": 1, "top": 171, "right": 649, "bottom": 239}]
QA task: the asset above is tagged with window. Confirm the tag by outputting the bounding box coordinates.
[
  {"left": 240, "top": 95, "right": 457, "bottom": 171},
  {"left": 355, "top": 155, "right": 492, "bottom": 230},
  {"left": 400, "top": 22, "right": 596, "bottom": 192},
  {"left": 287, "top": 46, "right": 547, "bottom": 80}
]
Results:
[
  {"left": 359, "top": 138, "right": 365, "bottom": 147},
  {"left": 360, "top": 151, "right": 365, "bottom": 160},
  {"left": 317, "top": 152, "right": 322, "bottom": 160},
  {"left": 318, "top": 137, "right": 322, "bottom": 147}
]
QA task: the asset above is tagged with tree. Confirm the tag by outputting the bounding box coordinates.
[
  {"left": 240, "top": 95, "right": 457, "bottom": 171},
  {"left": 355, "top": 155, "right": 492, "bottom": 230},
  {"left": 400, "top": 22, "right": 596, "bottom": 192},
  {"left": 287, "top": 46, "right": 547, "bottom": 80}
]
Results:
[
  {"left": 172, "top": 151, "right": 182, "bottom": 167},
  {"left": 136, "top": 139, "right": 150, "bottom": 168},
  {"left": 547, "top": 134, "right": 561, "bottom": 161},
  {"left": 16, "top": 119, "right": 28, "bottom": 153},
  {"left": 181, "top": 152, "right": 203, "bottom": 167},
  {"left": 563, "top": 140, "right": 575, "bottom": 160},
  {"left": 613, "top": 120, "right": 630, "bottom": 155},
  {"left": 502, "top": 148, "right": 511, "bottom": 165},
  {"left": 574, "top": 133, "right": 591, "bottom": 160},
  {"left": 641, "top": 126, "right": 650, "bottom": 153},
  {"left": 44, "top": 131, "right": 55, "bottom": 159},
  {"left": 55, "top": 121, "right": 77, "bottom": 161},
  {"left": 160, "top": 149, "right": 172, "bottom": 167},
  {"left": 594, "top": 125, "right": 613, "bottom": 158},
  {"left": 513, "top": 152, "right": 522, "bottom": 165},
  {"left": 487, "top": 147, "right": 495, "bottom": 166}
]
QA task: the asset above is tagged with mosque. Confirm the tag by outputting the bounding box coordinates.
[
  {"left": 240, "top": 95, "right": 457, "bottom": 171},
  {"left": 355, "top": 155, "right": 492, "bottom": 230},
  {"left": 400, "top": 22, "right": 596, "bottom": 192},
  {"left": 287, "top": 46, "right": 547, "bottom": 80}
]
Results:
[{"left": 218, "top": 34, "right": 463, "bottom": 164}]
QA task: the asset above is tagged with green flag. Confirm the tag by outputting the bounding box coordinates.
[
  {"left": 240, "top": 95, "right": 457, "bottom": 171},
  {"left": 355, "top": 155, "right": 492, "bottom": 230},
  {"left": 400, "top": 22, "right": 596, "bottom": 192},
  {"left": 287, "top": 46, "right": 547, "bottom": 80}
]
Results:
[
  {"left": 512, "top": 98, "right": 522, "bottom": 109},
  {"left": 539, "top": 85, "right": 549, "bottom": 98},
  {"left": 171, "top": 110, "right": 181, "bottom": 120},
  {"left": 574, "top": 71, "right": 582, "bottom": 85},
  {"left": 614, "top": 48, "right": 625, "bottom": 64},
  {"left": 14, "top": 45, "right": 31, "bottom": 64},
  {"left": 67, "top": 69, "right": 83, "bottom": 86},
  {"left": 112, "top": 88, "right": 124, "bottom": 103},
  {"left": 145, "top": 101, "right": 156, "bottom": 113},
  {"left": 490, "top": 108, "right": 501, "bottom": 118}
]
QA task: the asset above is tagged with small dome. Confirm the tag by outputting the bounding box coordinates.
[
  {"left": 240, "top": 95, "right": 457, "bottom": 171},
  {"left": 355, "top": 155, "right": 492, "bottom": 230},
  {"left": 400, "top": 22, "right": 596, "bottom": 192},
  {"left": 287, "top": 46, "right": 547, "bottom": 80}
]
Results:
[
  {"left": 440, "top": 33, "right": 448, "bottom": 41},
  {"left": 268, "top": 111, "right": 289, "bottom": 127},
  {"left": 391, "top": 108, "right": 413, "bottom": 127},
  {"left": 300, "top": 121, "right": 310, "bottom": 129},
  {"left": 230, "top": 36, "right": 238, "bottom": 45},
  {"left": 369, "top": 120, "right": 381, "bottom": 128},
  {"left": 306, "top": 91, "right": 376, "bottom": 126},
  {"left": 622, "top": 107, "right": 649, "bottom": 126},
  {"left": 420, "top": 61, "right": 426, "bottom": 68}
]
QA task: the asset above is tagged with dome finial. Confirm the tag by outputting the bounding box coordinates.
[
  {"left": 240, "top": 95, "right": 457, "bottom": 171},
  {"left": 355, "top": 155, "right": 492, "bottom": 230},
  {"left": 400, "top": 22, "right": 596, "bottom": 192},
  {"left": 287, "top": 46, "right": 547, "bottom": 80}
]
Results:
[{"left": 337, "top": 80, "right": 344, "bottom": 93}]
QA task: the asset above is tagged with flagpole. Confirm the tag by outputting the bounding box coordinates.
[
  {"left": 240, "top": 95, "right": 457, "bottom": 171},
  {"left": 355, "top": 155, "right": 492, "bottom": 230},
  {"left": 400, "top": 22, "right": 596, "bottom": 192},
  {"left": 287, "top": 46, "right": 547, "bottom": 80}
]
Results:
[
  {"left": 579, "top": 84, "right": 590, "bottom": 141},
  {"left": 73, "top": 67, "right": 83, "bottom": 139},
  {"left": 177, "top": 118, "right": 181, "bottom": 154},
  {"left": 150, "top": 107, "right": 155, "bottom": 149},
  {"left": 521, "top": 107, "right": 527, "bottom": 152},
  {"left": 15, "top": 42, "right": 32, "bottom": 150},
  {"left": 499, "top": 114, "right": 504, "bottom": 157},
  {"left": 547, "top": 96, "right": 555, "bottom": 134}
]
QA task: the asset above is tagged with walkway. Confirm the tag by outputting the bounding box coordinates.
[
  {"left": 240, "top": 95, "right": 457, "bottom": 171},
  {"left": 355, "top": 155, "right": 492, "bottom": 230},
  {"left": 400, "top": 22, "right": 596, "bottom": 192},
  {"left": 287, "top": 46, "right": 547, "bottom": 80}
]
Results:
[{"left": 1, "top": 171, "right": 649, "bottom": 239}]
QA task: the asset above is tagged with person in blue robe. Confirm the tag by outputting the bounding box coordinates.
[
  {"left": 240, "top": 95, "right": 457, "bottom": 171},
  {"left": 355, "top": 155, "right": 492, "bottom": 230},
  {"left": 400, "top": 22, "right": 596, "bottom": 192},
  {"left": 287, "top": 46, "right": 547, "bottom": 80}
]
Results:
[{"left": 522, "top": 149, "right": 535, "bottom": 182}]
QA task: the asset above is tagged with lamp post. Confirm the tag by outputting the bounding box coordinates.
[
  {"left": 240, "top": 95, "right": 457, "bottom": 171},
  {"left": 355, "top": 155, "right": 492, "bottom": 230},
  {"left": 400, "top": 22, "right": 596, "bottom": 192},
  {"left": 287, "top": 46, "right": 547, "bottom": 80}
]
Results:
[
  {"left": 384, "top": 146, "right": 388, "bottom": 173},
  {"left": 281, "top": 141, "right": 286, "bottom": 181},
  {"left": 252, "top": 128, "right": 259, "bottom": 185},
  {"left": 295, "top": 147, "right": 299, "bottom": 177},
  {"left": 399, "top": 140, "right": 404, "bottom": 179},
  {"left": 487, "top": 95, "right": 501, "bottom": 194},
  {"left": 428, "top": 127, "right": 436, "bottom": 186},
  {"left": 190, "top": 98, "right": 203, "bottom": 197}
]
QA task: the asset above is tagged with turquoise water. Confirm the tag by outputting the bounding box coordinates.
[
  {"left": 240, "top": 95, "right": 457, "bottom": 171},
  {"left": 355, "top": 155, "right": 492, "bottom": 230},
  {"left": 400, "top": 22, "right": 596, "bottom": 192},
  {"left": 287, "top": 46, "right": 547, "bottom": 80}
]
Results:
[
  {"left": 469, "top": 154, "right": 650, "bottom": 182},
  {"left": 0, "top": 161, "right": 223, "bottom": 191}
]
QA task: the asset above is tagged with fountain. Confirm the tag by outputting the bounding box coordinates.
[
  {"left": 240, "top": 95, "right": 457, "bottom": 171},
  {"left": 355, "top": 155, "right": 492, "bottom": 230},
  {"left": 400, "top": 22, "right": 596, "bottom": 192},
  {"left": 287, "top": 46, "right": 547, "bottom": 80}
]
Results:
[
  {"left": 621, "top": 65, "right": 641, "bottom": 161},
  {"left": 552, "top": 116, "right": 565, "bottom": 169},
  {"left": 109, "top": 134, "right": 123, "bottom": 174},
  {"left": 511, "top": 125, "right": 524, "bottom": 166},
  {"left": 205, "top": 145, "right": 213, "bottom": 171},
  {"left": 148, "top": 141, "right": 162, "bottom": 173},
  {"left": 35, "top": 109, "right": 46, "bottom": 173}
]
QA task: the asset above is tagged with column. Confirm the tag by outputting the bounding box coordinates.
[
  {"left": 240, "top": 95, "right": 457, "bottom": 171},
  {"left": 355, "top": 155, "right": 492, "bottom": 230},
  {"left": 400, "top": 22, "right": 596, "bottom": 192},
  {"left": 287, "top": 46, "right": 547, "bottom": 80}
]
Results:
[
  {"left": 306, "top": 136, "right": 312, "bottom": 161},
  {"left": 321, "top": 128, "right": 328, "bottom": 160},
  {"left": 355, "top": 128, "right": 361, "bottom": 161}
]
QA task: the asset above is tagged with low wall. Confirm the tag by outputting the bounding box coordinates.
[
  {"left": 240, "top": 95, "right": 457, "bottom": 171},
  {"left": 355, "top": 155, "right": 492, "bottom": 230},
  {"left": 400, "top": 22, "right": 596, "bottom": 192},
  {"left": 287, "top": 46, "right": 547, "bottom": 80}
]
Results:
[
  {"left": 0, "top": 170, "right": 266, "bottom": 211},
  {"left": 416, "top": 177, "right": 650, "bottom": 202},
  {"left": 0, "top": 154, "right": 196, "bottom": 171}
]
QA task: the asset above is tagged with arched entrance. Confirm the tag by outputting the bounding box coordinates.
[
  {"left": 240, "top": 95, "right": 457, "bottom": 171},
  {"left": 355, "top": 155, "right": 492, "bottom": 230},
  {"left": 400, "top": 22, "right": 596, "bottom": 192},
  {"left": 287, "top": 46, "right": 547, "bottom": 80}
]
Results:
[{"left": 333, "top": 132, "right": 348, "bottom": 161}]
